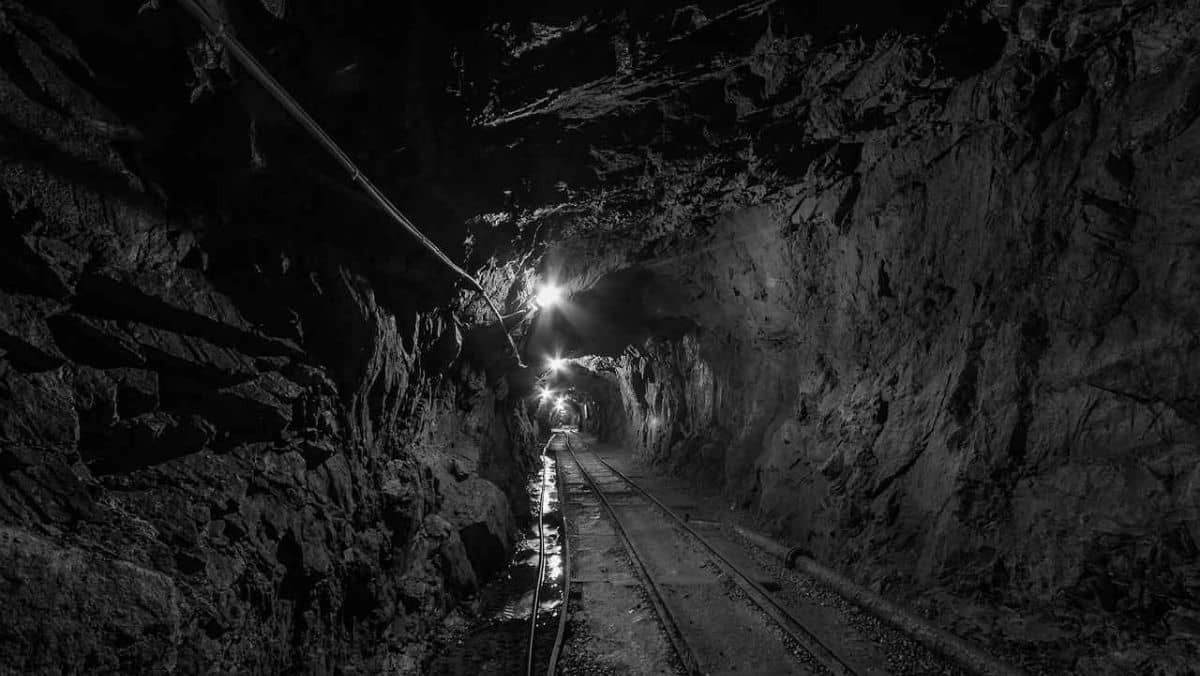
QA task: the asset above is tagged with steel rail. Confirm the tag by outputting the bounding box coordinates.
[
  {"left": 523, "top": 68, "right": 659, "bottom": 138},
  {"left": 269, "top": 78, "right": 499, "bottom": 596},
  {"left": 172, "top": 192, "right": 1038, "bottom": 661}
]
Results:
[
  {"left": 589, "top": 452, "right": 857, "bottom": 676},
  {"left": 563, "top": 437, "right": 703, "bottom": 675},
  {"left": 173, "top": 0, "right": 525, "bottom": 366}
]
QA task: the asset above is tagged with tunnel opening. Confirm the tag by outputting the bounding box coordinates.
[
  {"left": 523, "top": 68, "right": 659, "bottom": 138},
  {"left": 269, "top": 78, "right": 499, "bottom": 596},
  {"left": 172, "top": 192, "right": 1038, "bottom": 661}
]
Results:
[
  {"left": 548, "top": 399, "right": 580, "bottom": 430},
  {"left": 527, "top": 356, "right": 627, "bottom": 444}
]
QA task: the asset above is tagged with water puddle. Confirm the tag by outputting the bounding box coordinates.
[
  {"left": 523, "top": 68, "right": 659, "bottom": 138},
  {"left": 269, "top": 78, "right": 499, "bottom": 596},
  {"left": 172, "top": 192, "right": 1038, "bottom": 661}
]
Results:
[{"left": 429, "top": 445, "right": 566, "bottom": 674}]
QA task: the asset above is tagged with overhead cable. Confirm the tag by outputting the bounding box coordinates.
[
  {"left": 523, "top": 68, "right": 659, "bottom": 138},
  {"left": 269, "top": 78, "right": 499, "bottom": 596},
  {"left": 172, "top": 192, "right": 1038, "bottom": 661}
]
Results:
[{"left": 174, "top": 0, "right": 525, "bottom": 366}]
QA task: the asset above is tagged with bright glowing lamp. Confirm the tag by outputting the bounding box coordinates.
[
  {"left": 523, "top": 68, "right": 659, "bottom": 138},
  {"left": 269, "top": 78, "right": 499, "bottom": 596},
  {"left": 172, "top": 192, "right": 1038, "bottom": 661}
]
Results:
[
  {"left": 534, "top": 284, "right": 563, "bottom": 308},
  {"left": 547, "top": 357, "right": 567, "bottom": 372},
  {"left": 538, "top": 387, "right": 553, "bottom": 400}
]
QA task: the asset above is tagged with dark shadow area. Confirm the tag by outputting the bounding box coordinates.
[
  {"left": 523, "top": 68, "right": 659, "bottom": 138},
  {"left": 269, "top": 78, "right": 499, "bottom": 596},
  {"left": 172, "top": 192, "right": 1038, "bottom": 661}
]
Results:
[{"left": 525, "top": 266, "right": 698, "bottom": 361}]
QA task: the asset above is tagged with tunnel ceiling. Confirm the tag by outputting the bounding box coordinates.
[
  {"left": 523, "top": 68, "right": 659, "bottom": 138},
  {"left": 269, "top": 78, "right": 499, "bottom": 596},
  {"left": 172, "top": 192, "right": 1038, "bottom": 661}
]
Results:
[
  {"left": 24, "top": 0, "right": 1009, "bottom": 367},
  {"left": 5, "top": 0, "right": 1200, "bottom": 671}
]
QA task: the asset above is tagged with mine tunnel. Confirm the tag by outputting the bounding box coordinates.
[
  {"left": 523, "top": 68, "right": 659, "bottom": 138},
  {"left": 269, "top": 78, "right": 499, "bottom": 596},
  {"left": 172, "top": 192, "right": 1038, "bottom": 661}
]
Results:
[{"left": 1, "top": 0, "right": 1199, "bottom": 674}]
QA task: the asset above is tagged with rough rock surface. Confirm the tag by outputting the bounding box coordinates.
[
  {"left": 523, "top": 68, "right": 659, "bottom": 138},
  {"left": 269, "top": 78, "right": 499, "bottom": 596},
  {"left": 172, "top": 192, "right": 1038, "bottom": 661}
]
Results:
[
  {"left": 3, "top": 0, "right": 1200, "bottom": 673},
  {"left": 0, "top": 2, "right": 535, "bottom": 672},
  {"left": 460, "top": 1, "right": 1200, "bottom": 672}
]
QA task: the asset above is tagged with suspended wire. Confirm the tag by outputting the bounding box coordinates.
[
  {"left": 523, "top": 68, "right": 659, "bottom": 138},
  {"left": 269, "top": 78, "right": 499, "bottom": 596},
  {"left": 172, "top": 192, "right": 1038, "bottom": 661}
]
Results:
[
  {"left": 174, "top": 0, "right": 525, "bottom": 366},
  {"left": 545, "top": 434, "right": 571, "bottom": 675}
]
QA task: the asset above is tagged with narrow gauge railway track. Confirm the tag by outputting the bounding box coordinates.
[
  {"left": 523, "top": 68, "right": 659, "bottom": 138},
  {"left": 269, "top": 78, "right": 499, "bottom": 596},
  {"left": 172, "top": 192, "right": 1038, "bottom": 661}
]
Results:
[{"left": 562, "top": 433, "right": 860, "bottom": 676}]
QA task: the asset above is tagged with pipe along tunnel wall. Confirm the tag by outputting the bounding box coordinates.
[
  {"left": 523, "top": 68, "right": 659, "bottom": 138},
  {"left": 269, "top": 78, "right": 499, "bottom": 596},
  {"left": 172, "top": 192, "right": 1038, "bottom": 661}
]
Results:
[{"left": 1, "top": 0, "right": 1199, "bottom": 673}]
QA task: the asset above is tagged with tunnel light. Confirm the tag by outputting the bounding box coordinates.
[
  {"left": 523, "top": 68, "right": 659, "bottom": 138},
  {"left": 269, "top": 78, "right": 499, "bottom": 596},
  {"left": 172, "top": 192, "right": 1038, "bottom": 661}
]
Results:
[
  {"left": 533, "top": 283, "right": 564, "bottom": 309},
  {"left": 547, "top": 356, "right": 567, "bottom": 372}
]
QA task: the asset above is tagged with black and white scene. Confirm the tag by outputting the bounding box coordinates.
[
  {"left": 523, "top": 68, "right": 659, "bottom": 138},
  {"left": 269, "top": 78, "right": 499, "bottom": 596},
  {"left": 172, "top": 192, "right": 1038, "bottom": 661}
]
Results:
[{"left": 1, "top": 0, "right": 1198, "bottom": 674}]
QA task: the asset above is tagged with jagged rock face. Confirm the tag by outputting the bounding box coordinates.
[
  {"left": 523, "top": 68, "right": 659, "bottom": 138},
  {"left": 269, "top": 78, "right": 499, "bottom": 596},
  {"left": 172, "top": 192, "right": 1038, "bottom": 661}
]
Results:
[
  {"left": 466, "top": 0, "right": 1200, "bottom": 671},
  {"left": 0, "top": 2, "right": 535, "bottom": 672},
  {"left": 3, "top": 0, "right": 1200, "bottom": 673}
]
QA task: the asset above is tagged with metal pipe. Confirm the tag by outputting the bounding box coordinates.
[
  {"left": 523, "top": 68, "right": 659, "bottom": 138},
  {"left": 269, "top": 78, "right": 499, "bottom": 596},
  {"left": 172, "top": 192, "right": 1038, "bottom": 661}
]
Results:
[
  {"left": 526, "top": 438, "right": 553, "bottom": 676},
  {"left": 545, "top": 439, "right": 571, "bottom": 675},
  {"left": 173, "top": 0, "right": 525, "bottom": 366},
  {"left": 732, "top": 525, "right": 1026, "bottom": 676}
]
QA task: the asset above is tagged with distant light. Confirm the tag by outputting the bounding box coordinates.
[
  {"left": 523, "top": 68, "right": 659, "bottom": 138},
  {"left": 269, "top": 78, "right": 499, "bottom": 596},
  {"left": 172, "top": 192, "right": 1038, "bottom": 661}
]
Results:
[
  {"left": 538, "top": 387, "right": 553, "bottom": 400},
  {"left": 533, "top": 284, "right": 564, "bottom": 309},
  {"left": 547, "top": 356, "right": 567, "bottom": 372},
  {"left": 556, "top": 397, "right": 565, "bottom": 406}
]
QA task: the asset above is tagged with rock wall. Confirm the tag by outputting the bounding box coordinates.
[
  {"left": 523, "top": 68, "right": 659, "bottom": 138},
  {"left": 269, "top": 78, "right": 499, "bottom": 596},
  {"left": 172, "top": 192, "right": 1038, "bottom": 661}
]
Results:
[
  {"left": 4, "top": 0, "right": 1200, "bottom": 671},
  {"left": 462, "top": 1, "right": 1200, "bottom": 671},
  {"left": 598, "top": 19, "right": 1200, "bottom": 673},
  {"left": 0, "top": 3, "right": 532, "bottom": 672}
]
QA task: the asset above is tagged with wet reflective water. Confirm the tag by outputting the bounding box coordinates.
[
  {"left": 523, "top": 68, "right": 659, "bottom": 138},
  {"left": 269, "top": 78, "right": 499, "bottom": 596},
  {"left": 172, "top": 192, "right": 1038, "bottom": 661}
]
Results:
[
  {"left": 429, "top": 444, "right": 566, "bottom": 674},
  {"left": 487, "top": 452, "right": 564, "bottom": 621}
]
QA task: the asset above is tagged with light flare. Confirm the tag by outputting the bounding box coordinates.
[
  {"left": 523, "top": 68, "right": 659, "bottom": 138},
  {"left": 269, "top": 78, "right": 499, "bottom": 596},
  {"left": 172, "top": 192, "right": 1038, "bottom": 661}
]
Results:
[{"left": 533, "top": 283, "right": 563, "bottom": 309}]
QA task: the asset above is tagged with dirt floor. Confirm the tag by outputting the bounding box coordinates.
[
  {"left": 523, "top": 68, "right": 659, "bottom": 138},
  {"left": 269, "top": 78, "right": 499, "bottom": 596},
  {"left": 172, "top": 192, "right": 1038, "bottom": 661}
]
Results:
[
  {"left": 430, "top": 433, "right": 1003, "bottom": 674},
  {"left": 579, "top": 434, "right": 965, "bottom": 676}
]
